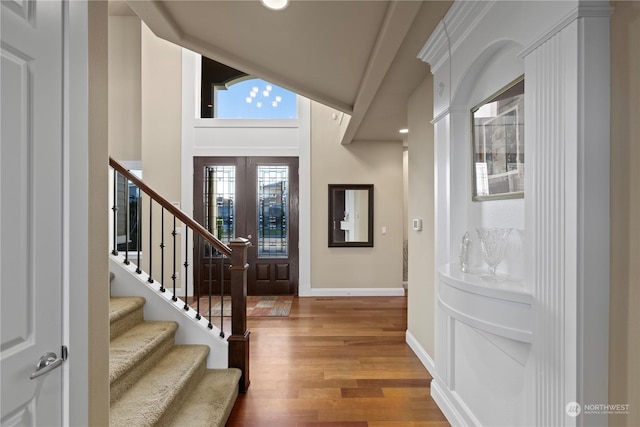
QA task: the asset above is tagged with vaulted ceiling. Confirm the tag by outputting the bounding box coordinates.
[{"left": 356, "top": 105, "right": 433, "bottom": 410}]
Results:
[{"left": 120, "top": 0, "right": 451, "bottom": 144}]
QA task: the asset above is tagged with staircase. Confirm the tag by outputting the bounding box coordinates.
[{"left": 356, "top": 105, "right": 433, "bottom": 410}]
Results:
[{"left": 109, "top": 296, "right": 241, "bottom": 426}]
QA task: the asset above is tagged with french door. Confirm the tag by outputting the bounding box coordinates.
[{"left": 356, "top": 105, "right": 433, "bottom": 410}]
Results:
[{"left": 193, "top": 157, "right": 299, "bottom": 295}]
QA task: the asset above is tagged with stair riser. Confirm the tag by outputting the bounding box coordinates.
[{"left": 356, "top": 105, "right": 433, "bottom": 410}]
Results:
[
  {"left": 110, "top": 305, "right": 144, "bottom": 340},
  {"left": 110, "top": 331, "right": 176, "bottom": 404}
]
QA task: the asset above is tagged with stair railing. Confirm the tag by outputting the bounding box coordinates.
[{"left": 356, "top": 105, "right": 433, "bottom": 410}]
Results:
[{"left": 109, "top": 157, "right": 250, "bottom": 392}]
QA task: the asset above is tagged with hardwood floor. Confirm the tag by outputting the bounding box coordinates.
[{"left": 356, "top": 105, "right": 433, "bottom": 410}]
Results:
[{"left": 226, "top": 295, "right": 450, "bottom": 427}]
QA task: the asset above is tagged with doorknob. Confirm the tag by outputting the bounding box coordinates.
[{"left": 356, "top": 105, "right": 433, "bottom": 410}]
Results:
[{"left": 30, "top": 352, "right": 63, "bottom": 380}]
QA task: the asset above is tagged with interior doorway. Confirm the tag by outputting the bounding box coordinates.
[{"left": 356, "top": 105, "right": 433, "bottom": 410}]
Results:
[{"left": 193, "top": 156, "right": 299, "bottom": 296}]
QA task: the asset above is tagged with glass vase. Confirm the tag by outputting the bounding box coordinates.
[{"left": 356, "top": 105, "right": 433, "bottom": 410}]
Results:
[{"left": 476, "top": 227, "right": 512, "bottom": 275}]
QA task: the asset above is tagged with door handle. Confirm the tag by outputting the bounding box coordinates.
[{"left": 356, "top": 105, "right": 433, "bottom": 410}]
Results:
[{"left": 30, "top": 352, "right": 63, "bottom": 380}]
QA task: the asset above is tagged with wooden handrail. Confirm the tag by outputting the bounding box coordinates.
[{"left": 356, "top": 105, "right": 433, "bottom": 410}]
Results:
[{"left": 109, "top": 157, "right": 232, "bottom": 258}]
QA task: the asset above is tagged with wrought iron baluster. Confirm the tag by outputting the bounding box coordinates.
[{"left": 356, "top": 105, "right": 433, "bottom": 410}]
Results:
[
  {"left": 148, "top": 197, "right": 154, "bottom": 283},
  {"left": 171, "top": 217, "right": 177, "bottom": 302},
  {"left": 219, "top": 252, "right": 225, "bottom": 338},
  {"left": 159, "top": 207, "right": 165, "bottom": 292},
  {"left": 207, "top": 243, "right": 213, "bottom": 330},
  {"left": 124, "top": 177, "right": 130, "bottom": 265},
  {"left": 111, "top": 172, "right": 119, "bottom": 256},
  {"left": 183, "top": 228, "right": 190, "bottom": 311},
  {"left": 195, "top": 234, "right": 201, "bottom": 320},
  {"left": 135, "top": 186, "right": 142, "bottom": 274}
]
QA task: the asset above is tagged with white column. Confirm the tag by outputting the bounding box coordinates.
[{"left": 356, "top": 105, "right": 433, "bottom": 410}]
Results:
[{"left": 523, "top": 6, "right": 610, "bottom": 426}]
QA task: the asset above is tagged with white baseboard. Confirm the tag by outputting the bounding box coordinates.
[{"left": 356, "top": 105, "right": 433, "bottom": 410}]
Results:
[
  {"left": 431, "top": 380, "right": 472, "bottom": 427},
  {"left": 306, "top": 287, "right": 405, "bottom": 297},
  {"left": 405, "top": 331, "right": 478, "bottom": 427},
  {"left": 405, "top": 330, "right": 436, "bottom": 377}
]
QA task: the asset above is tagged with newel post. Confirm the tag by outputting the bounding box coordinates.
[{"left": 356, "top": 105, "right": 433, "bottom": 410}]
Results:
[{"left": 228, "top": 237, "right": 250, "bottom": 392}]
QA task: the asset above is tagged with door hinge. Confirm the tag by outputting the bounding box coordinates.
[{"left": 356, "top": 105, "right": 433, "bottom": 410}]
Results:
[{"left": 61, "top": 345, "right": 68, "bottom": 361}]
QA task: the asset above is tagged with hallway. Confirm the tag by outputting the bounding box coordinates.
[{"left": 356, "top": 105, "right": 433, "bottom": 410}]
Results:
[{"left": 227, "top": 295, "right": 449, "bottom": 426}]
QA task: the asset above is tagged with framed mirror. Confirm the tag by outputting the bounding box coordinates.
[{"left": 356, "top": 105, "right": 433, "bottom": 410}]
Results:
[
  {"left": 471, "top": 76, "right": 525, "bottom": 201},
  {"left": 328, "top": 184, "right": 373, "bottom": 247}
]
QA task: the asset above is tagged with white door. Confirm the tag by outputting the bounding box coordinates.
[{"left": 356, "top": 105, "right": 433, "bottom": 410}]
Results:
[{"left": 1, "top": 0, "right": 65, "bottom": 424}]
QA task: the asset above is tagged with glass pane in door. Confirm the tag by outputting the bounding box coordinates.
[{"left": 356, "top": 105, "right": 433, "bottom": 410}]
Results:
[
  {"left": 257, "top": 165, "right": 288, "bottom": 258},
  {"left": 204, "top": 166, "right": 235, "bottom": 254}
]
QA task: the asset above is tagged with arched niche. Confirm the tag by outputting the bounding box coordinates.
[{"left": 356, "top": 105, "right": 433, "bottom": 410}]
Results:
[{"left": 448, "top": 39, "right": 526, "bottom": 279}]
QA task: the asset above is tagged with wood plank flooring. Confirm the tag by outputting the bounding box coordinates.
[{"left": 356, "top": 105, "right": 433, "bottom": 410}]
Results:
[{"left": 226, "top": 295, "right": 450, "bottom": 427}]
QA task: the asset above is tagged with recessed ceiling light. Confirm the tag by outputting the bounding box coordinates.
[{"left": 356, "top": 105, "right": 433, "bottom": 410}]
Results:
[
  {"left": 399, "top": 128, "right": 409, "bottom": 134},
  {"left": 260, "top": 0, "right": 289, "bottom": 11}
]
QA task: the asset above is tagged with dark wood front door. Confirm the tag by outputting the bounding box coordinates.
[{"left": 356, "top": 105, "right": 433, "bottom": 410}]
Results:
[{"left": 193, "top": 156, "right": 299, "bottom": 296}]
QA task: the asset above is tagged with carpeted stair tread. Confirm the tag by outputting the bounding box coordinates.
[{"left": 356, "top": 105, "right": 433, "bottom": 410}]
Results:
[
  {"left": 110, "top": 297, "right": 146, "bottom": 340},
  {"left": 109, "top": 297, "right": 145, "bottom": 322},
  {"left": 110, "top": 321, "right": 179, "bottom": 402},
  {"left": 110, "top": 344, "right": 210, "bottom": 427},
  {"left": 168, "top": 368, "right": 242, "bottom": 427}
]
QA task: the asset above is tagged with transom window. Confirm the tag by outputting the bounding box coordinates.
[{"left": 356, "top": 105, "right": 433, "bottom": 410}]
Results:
[{"left": 214, "top": 78, "right": 297, "bottom": 119}]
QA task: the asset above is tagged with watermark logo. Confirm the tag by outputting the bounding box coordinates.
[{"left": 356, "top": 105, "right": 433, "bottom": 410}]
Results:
[
  {"left": 566, "top": 402, "right": 630, "bottom": 417},
  {"left": 566, "top": 402, "right": 581, "bottom": 417},
  {"left": 583, "top": 403, "right": 630, "bottom": 415}
]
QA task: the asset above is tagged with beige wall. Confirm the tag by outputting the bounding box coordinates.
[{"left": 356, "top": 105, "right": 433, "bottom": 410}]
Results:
[
  {"left": 107, "top": 18, "right": 182, "bottom": 287},
  {"left": 406, "top": 76, "right": 435, "bottom": 357},
  {"left": 140, "top": 24, "right": 183, "bottom": 281},
  {"left": 88, "top": 1, "right": 110, "bottom": 424},
  {"left": 403, "top": 147, "right": 409, "bottom": 282},
  {"left": 610, "top": 2, "right": 640, "bottom": 425},
  {"left": 108, "top": 16, "right": 141, "bottom": 161},
  {"left": 310, "top": 102, "right": 404, "bottom": 290}
]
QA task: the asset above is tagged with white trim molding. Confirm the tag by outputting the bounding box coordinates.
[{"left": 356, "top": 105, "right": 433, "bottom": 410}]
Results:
[
  {"left": 405, "top": 330, "right": 435, "bottom": 377},
  {"left": 417, "top": 1, "right": 493, "bottom": 75},
  {"left": 518, "top": 2, "right": 611, "bottom": 58},
  {"left": 307, "top": 288, "right": 405, "bottom": 297}
]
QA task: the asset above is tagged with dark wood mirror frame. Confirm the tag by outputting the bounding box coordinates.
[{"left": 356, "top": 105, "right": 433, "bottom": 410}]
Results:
[{"left": 328, "top": 184, "right": 374, "bottom": 248}]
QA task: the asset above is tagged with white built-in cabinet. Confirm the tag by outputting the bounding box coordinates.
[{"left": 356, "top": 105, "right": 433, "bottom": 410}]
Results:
[{"left": 419, "top": 2, "right": 610, "bottom": 426}]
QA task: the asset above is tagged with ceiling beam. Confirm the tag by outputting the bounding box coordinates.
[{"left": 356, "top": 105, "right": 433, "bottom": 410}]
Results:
[
  {"left": 339, "top": 0, "right": 421, "bottom": 145},
  {"left": 126, "top": 0, "right": 183, "bottom": 41}
]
